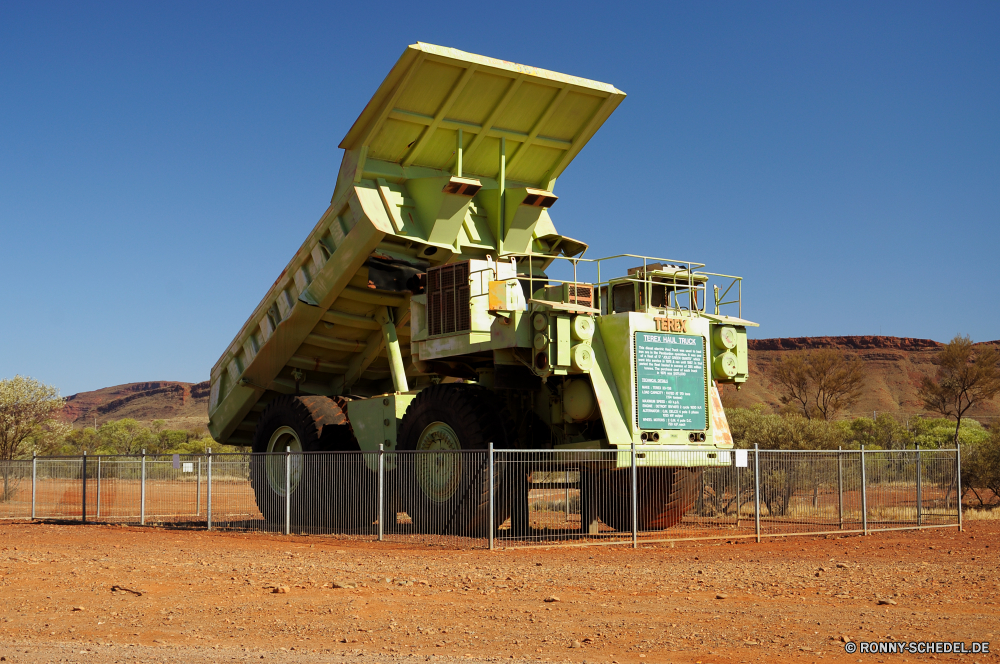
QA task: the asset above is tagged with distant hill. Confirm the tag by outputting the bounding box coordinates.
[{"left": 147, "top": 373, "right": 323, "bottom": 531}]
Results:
[
  {"left": 60, "top": 336, "right": 1000, "bottom": 431},
  {"left": 726, "top": 335, "right": 1000, "bottom": 423},
  {"left": 62, "top": 381, "right": 211, "bottom": 431}
]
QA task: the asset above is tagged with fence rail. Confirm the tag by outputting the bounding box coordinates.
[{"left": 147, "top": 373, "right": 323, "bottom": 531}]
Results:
[{"left": 0, "top": 446, "right": 961, "bottom": 548}]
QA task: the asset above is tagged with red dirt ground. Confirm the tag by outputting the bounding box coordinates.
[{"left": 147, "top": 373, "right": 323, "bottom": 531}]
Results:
[{"left": 0, "top": 520, "right": 996, "bottom": 664}]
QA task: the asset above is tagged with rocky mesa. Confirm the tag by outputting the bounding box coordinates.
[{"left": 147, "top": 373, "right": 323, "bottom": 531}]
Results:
[
  {"left": 62, "top": 380, "right": 212, "bottom": 431},
  {"left": 728, "top": 335, "right": 1000, "bottom": 422},
  {"left": 59, "top": 336, "right": 1000, "bottom": 429}
]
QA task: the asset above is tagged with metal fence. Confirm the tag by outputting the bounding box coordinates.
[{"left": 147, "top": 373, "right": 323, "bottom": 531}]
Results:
[{"left": 0, "top": 446, "right": 962, "bottom": 548}]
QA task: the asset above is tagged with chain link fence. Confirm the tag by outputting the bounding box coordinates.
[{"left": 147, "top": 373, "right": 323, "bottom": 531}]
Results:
[{"left": 1, "top": 446, "right": 961, "bottom": 548}]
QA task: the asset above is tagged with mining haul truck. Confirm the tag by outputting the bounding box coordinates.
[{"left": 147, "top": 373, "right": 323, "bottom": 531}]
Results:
[{"left": 207, "top": 43, "right": 757, "bottom": 536}]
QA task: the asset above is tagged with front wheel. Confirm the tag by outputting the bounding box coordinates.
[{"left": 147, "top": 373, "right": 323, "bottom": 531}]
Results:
[{"left": 597, "top": 467, "right": 702, "bottom": 532}]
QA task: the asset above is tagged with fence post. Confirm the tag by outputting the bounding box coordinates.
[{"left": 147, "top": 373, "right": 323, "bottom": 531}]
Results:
[
  {"left": 956, "top": 445, "right": 963, "bottom": 532},
  {"left": 377, "top": 444, "right": 385, "bottom": 542},
  {"left": 31, "top": 452, "right": 37, "bottom": 520},
  {"left": 753, "top": 444, "right": 761, "bottom": 543},
  {"left": 915, "top": 445, "right": 922, "bottom": 527},
  {"left": 196, "top": 458, "right": 201, "bottom": 517},
  {"left": 488, "top": 443, "right": 495, "bottom": 551},
  {"left": 81, "top": 452, "right": 87, "bottom": 523},
  {"left": 140, "top": 449, "right": 146, "bottom": 526},
  {"left": 284, "top": 446, "right": 291, "bottom": 536},
  {"left": 96, "top": 456, "right": 102, "bottom": 520},
  {"left": 837, "top": 446, "right": 844, "bottom": 530},
  {"left": 860, "top": 446, "right": 868, "bottom": 536},
  {"left": 565, "top": 469, "right": 570, "bottom": 520},
  {"left": 630, "top": 439, "right": 638, "bottom": 549},
  {"left": 734, "top": 450, "right": 741, "bottom": 527},
  {"left": 698, "top": 468, "right": 705, "bottom": 515},
  {"left": 206, "top": 448, "right": 213, "bottom": 531}
]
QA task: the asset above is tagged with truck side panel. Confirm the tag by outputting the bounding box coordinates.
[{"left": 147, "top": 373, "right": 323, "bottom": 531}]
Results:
[
  {"left": 588, "top": 325, "right": 631, "bottom": 446},
  {"left": 208, "top": 185, "right": 391, "bottom": 443}
]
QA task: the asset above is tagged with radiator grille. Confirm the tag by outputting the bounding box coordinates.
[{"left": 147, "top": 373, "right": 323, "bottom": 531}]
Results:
[
  {"left": 567, "top": 284, "right": 594, "bottom": 309},
  {"left": 427, "top": 262, "right": 470, "bottom": 336},
  {"left": 541, "top": 283, "right": 594, "bottom": 309}
]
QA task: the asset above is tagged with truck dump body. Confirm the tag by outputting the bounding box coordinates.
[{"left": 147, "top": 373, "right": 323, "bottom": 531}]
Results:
[{"left": 208, "top": 43, "right": 626, "bottom": 446}]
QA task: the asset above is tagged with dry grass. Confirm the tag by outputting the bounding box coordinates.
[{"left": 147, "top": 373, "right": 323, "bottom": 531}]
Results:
[{"left": 962, "top": 506, "right": 1000, "bottom": 520}]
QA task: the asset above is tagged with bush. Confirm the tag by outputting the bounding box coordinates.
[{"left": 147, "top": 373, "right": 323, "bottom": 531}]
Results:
[
  {"left": 727, "top": 405, "right": 844, "bottom": 450},
  {"left": 729, "top": 407, "right": 990, "bottom": 451},
  {"left": 726, "top": 406, "right": 998, "bottom": 509},
  {"left": 959, "top": 423, "right": 1000, "bottom": 508},
  {"left": 53, "top": 420, "right": 240, "bottom": 456}
]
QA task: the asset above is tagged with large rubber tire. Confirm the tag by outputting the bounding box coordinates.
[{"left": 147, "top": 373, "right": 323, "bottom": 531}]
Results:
[
  {"left": 397, "top": 384, "right": 507, "bottom": 537},
  {"left": 250, "top": 396, "right": 364, "bottom": 531},
  {"left": 597, "top": 467, "right": 703, "bottom": 532}
]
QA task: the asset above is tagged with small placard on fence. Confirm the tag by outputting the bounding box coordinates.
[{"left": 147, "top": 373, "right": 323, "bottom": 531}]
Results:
[
  {"left": 734, "top": 449, "right": 748, "bottom": 467},
  {"left": 182, "top": 462, "right": 194, "bottom": 473}
]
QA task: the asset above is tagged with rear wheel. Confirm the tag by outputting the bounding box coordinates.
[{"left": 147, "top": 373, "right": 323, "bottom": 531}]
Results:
[
  {"left": 250, "top": 396, "right": 364, "bottom": 531},
  {"left": 598, "top": 467, "right": 702, "bottom": 532},
  {"left": 397, "top": 384, "right": 507, "bottom": 536}
]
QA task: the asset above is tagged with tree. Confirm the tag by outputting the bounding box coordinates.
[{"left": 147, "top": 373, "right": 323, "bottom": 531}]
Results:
[
  {"left": 770, "top": 349, "right": 866, "bottom": 420},
  {"left": 0, "top": 376, "right": 65, "bottom": 501},
  {"left": 29, "top": 419, "right": 73, "bottom": 456},
  {"left": 842, "top": 413, "right": 912, "bottom": 450},
  {"left": 61, "top": 426, "right": 101, "bottom": 455},
  {"left": 98, "top": 418, "right": 152, "bottom": 454},
  {"left": 918, "top": 335, "right": 1000, "bottom": 445},
  {"left": 0, "top": 376, "right": 65, "bottom": 460}
]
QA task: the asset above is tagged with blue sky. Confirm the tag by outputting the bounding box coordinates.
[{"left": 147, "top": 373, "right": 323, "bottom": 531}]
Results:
[{"left": 1, "top": 1, "right": 997, "bottom": 396}]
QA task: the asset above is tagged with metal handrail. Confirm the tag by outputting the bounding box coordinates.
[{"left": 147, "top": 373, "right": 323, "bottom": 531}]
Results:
[{"left": 498, "top": 251, "right": 741, "bottom": 318}]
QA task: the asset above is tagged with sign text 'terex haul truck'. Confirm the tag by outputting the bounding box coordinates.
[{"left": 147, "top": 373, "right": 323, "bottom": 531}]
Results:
[{"left": 208, "top": 43, "right": 756, "bottom": 534}]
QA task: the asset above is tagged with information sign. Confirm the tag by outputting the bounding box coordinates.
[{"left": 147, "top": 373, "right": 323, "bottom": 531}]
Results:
[{"left": 634, "top": 332, "right": 706, "bottom": 429}]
